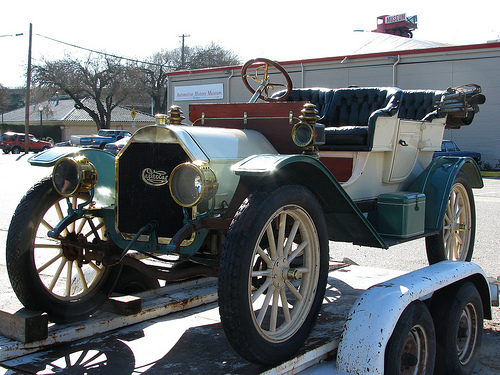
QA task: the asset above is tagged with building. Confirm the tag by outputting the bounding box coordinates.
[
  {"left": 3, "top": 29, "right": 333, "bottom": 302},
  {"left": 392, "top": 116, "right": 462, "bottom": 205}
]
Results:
[
  {"left": 165, "top": 33, "right": 500, "bottom": 166},
  {"left": 1, "top": 97, "right": 155, "bottom": 142}
]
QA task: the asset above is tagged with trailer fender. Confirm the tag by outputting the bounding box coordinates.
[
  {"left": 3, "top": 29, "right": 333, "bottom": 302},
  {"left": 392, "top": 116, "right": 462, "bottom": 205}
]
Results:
[
  {"left": 336, "top": 261, "right": 491, "bottom": 374},
  {"left": 28, "top": 146, "right": 116, "bottom": 206},
  {"left": 231, "top": 154, "right": 387, "bottom": 249},
  {"left": 407, "top": 156, "right": 483, "bottom": 230}
]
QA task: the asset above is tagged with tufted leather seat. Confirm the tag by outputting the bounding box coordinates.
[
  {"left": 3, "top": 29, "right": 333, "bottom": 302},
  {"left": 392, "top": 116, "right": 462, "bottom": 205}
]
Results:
[
  {"left": 398, "top": 90, "right": 445, "bottom": 121},
  {"left": 279, "top": 87, "right": 402, "bottom": 150}
]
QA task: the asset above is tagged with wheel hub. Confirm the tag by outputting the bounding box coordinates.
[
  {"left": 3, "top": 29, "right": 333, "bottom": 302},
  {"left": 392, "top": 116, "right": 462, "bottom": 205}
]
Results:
[{"left": 271, "top": 257, "right": 290, "bottom": 288}]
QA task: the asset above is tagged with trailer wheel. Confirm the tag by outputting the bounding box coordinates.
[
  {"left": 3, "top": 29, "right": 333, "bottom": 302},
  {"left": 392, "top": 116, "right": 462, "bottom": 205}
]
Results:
[
  {"left": 431, "top": 282, "right": 483, "bottom": 375},
  {"left": 385, "top": 301, "right": 436, "bottom": 375},
  {"left": 218, "top": 184, "right": 329, "bottom": 366},
  {"left": 6, "top": 177, "right": 121, "bottom": 323},
  {"left": 425, "top": 173, "right": 475, "bottom": 264}
]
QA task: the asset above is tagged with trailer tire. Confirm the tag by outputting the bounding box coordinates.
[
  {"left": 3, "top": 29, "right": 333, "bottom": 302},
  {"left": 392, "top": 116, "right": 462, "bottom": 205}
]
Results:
[
  {"left": 218, "top": 184, "right": 329, "bottom": 366},
  {"left": 425, "top": 173, "right": 475, "bottom": 264},
  {"left": 431, "top": 282, "right": 483, "bottom": 375},
  {"left": 385, "top": 300, "right": 436, "bottom": 375}
]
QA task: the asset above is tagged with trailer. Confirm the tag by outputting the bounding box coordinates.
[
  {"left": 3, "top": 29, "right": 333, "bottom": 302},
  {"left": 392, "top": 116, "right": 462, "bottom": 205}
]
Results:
[{"left": 0, "top": 261, "right": 494, "bottom": 374}]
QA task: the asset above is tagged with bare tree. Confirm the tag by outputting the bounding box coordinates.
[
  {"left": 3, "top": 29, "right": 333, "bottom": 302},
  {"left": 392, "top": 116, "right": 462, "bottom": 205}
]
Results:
[
  {"left": 0, "top": 84, "right": 9, "bottom": 116},
  {"left": 133, "top": 43, "right": 240, "bottom": 114},
  {"left": 32, "top": 55, "right": 137, "bottom": 130}
]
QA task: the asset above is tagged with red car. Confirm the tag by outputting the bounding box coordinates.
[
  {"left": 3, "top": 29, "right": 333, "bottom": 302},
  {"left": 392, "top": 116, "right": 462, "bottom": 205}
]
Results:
[{"left": 0, "top": 132, "right": 52, "bottom": 154}]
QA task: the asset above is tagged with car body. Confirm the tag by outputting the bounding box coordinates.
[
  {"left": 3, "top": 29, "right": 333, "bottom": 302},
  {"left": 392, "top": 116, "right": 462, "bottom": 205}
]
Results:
[
  {"left": 434, "top": 140, "right": 481, "bottom": 164},
  {"left": 70, "top": 129, "right": 132, "bottom": 149},
  {"left": 103, "top": 136, "right": 131, "bottom": 155},
  {"left": 0, "top": 132, "right": 52, "bottom": 154},
  {"left": 8, "top": 59, "right": 486, "bottom": 368}
]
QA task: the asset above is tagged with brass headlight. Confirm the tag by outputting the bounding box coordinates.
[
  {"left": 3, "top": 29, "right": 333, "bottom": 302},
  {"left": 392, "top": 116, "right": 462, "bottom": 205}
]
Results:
[
  {"left": 292, "top": 121, "right": 315, "bottom": 148},
  {"left": 52, "top": 156, "right": 97, "bottom": 197},
  {"left": 169, "top": 161, "right": 218, "bottom": 207}
]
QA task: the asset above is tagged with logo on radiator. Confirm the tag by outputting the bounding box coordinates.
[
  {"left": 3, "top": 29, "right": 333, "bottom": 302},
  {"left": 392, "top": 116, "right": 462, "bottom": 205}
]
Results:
[{"left": 142, "top": 168, "right": 169, "bottom": 186}]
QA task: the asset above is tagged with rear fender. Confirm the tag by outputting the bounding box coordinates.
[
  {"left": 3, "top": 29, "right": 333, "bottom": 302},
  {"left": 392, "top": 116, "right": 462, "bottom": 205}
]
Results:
[
  {"left": 231, "top": 154, "right": 387, "bottom": 249},
  {"left": 407, "top": 156, "right": 483, "bottom": 231},
  {"left": 28, "top": 147, "right": 116, "bottom": 207}
]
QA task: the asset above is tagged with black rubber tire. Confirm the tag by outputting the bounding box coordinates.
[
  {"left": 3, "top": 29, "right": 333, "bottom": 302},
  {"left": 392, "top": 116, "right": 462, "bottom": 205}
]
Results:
[
  {"left": 2, "top": 149, "right": 9, "bottom": 154},
  {"left": 218, "top": 184, "right": 329, "bottom": 366},
  {"left": 113, "top": 264, "right": 160, "bottom": 294},
  {"left": 430, "top": 282, "right": 483, "bottom": 375},
  {"left": 11, "top": 146, "right": 21, "bottom": 154},
  {"left": 426, "top": 173, "right": 476, "bottom": 264},
  {"left": 385, "top": 300, "right": 436, "bottom": 375},
  {"left": 6, "top": 177, "right": 122, "bottom": 323}
]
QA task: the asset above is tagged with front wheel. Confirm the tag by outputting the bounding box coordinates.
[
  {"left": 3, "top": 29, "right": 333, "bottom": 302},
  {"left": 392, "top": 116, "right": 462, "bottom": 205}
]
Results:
[
  {"left": 426, "top": 173, "right": 475, "bottom": 264},
  {"left": 6, "top": 177, "right": 121, "bottom": 323},
  {"left": 218, "top": 184, "right": 329, "bottom": 365}
]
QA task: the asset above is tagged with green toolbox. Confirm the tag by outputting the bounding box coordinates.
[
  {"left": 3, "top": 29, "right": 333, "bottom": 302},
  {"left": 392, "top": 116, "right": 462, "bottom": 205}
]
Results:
[{"left": 374, "top": 192, "right": 426, "bottom": 238}]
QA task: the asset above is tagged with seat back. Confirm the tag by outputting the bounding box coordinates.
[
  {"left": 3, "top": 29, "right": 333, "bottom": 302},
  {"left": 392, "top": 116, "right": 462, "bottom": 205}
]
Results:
[{"left": 398, "top": 90, "right": 445, "bottom": 121}]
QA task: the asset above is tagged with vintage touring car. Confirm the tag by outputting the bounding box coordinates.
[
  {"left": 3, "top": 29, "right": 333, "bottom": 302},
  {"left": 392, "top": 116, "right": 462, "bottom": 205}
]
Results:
[{"left": 6, "top": 58, "right": 485, "bottom": 367}]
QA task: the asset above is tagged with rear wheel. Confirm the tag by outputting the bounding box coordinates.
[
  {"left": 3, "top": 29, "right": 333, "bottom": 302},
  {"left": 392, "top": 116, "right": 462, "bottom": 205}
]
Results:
[
  {"left": 7, "top": 178, "right": 121, "bottom": 323},
  {"left": 426, "top": 173, "right": 475, "bottom": 264},
  {"left": 218, "top": 184, "right": 329, "bottom": 365},
  {"left": 385, "top": 301, "right": 436, "bottom": 375}
]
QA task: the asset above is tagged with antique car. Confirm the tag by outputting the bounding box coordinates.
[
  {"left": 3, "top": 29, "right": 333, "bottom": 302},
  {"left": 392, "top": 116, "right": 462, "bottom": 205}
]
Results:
[{"left": 6, "top": 58, "right": 485, "bottom": 367}]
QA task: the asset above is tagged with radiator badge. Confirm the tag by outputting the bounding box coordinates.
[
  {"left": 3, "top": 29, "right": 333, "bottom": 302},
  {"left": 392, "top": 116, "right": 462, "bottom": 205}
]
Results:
[{"left": 142, "top": 168, "right": 169, "bottom": 186}]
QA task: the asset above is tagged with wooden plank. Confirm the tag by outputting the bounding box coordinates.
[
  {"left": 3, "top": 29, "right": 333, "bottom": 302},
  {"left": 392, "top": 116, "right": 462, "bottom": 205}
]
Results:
[
  {"left": 101, "top": 295, "right": 142, "bottom": 315},
  {"left": 0, "top": 308, "right": 48, "bottom": 343}
]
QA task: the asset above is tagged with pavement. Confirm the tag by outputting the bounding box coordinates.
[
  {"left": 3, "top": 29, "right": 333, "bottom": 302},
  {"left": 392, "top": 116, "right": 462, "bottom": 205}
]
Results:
[{"left": 0, "top": 153, "right": 498, "bottom": 373}]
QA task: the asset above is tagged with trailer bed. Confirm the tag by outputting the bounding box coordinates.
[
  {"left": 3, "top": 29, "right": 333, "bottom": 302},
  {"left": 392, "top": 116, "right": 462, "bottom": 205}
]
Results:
[{"left": 0, "top": 265, "right": 404, "bottom": 374}]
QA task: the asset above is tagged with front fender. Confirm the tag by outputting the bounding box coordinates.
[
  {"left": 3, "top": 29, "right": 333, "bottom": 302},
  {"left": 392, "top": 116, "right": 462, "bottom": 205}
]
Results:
[
  {"left": 407, "top": 156, "right": 483, "bottom": 231},
  {"left": 232, "top": 154, "right": 387, "bottom": 249},
  {"left": 28, "top": 147, "right": 116, "bottom": 207}
]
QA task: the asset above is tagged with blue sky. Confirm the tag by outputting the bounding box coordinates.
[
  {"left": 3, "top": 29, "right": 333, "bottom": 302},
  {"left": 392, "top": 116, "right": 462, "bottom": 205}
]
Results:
[{"left": 1, "top": 0, "right": 498, "bottom": 88}]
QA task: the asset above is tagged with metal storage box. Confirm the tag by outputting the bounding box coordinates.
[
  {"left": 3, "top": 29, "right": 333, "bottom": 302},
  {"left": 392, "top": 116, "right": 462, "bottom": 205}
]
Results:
[{"left": 374, "top": 192, "right": 426, "bottom": 238}]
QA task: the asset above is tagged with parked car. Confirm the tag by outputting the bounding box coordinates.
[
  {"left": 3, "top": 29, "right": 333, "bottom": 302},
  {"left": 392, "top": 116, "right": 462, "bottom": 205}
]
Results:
[
  {"left": 434, "top": 140, "right": 481, "bottom": 164},
  {"left": 0, "top": 132, "right": 52, "bottom": 154},
  {"left": 103, "top": 136, "right": 131, "bottom": 155},
  {"left": 70, "top": 129, "right": 132, "bottom": 149},
  {"left": 8, "top": 59, "right": 486, "bottom": 369}
]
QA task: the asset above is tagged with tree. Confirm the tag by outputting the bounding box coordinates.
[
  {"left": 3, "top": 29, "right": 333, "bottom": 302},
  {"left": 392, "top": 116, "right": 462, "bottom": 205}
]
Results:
[
  {"left": 131, "top": 51, "right": 175, "bottom": 114},
  {"left": 0, "top": 84, "right": 9, "bottom": 117},
  {"left": 32, "top": 55, "right": 137, "bottom": 130},
  {"left": 186, "top": 42, "right": 240, "bottom": 70},
  {"left": 134, "top": 43, "right": 241, "bottom": 114}
]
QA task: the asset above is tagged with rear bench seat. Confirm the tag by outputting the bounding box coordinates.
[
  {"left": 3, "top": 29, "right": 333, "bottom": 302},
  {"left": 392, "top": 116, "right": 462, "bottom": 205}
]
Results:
[{"left": 282, "top": 87, "right": 446, "bottom": 150}]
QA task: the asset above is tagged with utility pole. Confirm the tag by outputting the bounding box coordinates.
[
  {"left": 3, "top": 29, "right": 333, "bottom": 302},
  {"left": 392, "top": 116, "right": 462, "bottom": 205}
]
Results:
[
  {"left": 24, "top": 23, "right": 33, "bottom": 154},
  {"left": 179, "top": 34, "right": 190, "bottom": 69}
]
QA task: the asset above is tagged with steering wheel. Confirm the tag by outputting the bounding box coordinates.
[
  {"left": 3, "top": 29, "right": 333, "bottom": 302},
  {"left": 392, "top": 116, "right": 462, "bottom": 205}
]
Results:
[{"left": 241, "top": 58, "right": 292, "bottom": 103}]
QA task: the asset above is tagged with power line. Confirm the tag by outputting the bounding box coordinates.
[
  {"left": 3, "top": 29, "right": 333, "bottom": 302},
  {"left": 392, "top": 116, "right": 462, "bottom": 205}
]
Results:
[{"left": 36, "top": 33, "right": 177, "bottom": 68}]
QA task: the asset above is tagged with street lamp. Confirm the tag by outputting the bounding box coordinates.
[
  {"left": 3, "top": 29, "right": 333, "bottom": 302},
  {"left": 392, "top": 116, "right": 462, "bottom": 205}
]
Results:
[{"left": 38, "top": 105, "right": 44, "bottom": 139}]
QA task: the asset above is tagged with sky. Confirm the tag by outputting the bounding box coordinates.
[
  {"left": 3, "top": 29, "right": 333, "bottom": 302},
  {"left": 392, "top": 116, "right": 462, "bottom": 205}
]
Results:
[{"left": 1, "top": 0, "right": 499, "bottom": 88}]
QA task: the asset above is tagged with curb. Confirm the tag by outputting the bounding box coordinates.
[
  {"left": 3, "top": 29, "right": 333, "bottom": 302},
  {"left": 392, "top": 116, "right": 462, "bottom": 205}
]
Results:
[{"left": 481, "top": 171, "right": 500, "bottom": 177}]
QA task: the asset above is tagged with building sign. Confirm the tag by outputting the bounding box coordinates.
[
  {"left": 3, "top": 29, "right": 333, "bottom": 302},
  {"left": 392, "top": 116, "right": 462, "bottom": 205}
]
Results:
[
  {"left": 385, "top": 14, "right": 406, "bottom": 24},
  {"left": 174, "top": 83, "right": 224, "bottom": 101}
]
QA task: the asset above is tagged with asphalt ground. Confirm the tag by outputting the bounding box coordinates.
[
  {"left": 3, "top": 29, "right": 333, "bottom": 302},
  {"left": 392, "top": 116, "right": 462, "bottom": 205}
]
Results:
[{"left": 0, "top": 152, "right": 498, "bottom": 373}]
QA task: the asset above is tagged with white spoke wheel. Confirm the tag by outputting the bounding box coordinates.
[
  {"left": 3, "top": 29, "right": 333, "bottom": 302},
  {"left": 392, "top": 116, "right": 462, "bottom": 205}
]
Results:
[
  {"left": 425, "top": 173, "right": 475, "bottom": 264},
  {"left": 219, "top": 185, "right": 328, "bottom": 366},
  {"left": 7, "top": 178, "right": 121, "bottom": 323},
  {"left": 385, "top": 301, "right": 436, "bottom": 375},
  {"left": 431, "top": 282, "right": 483, "bottom": 375}
]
